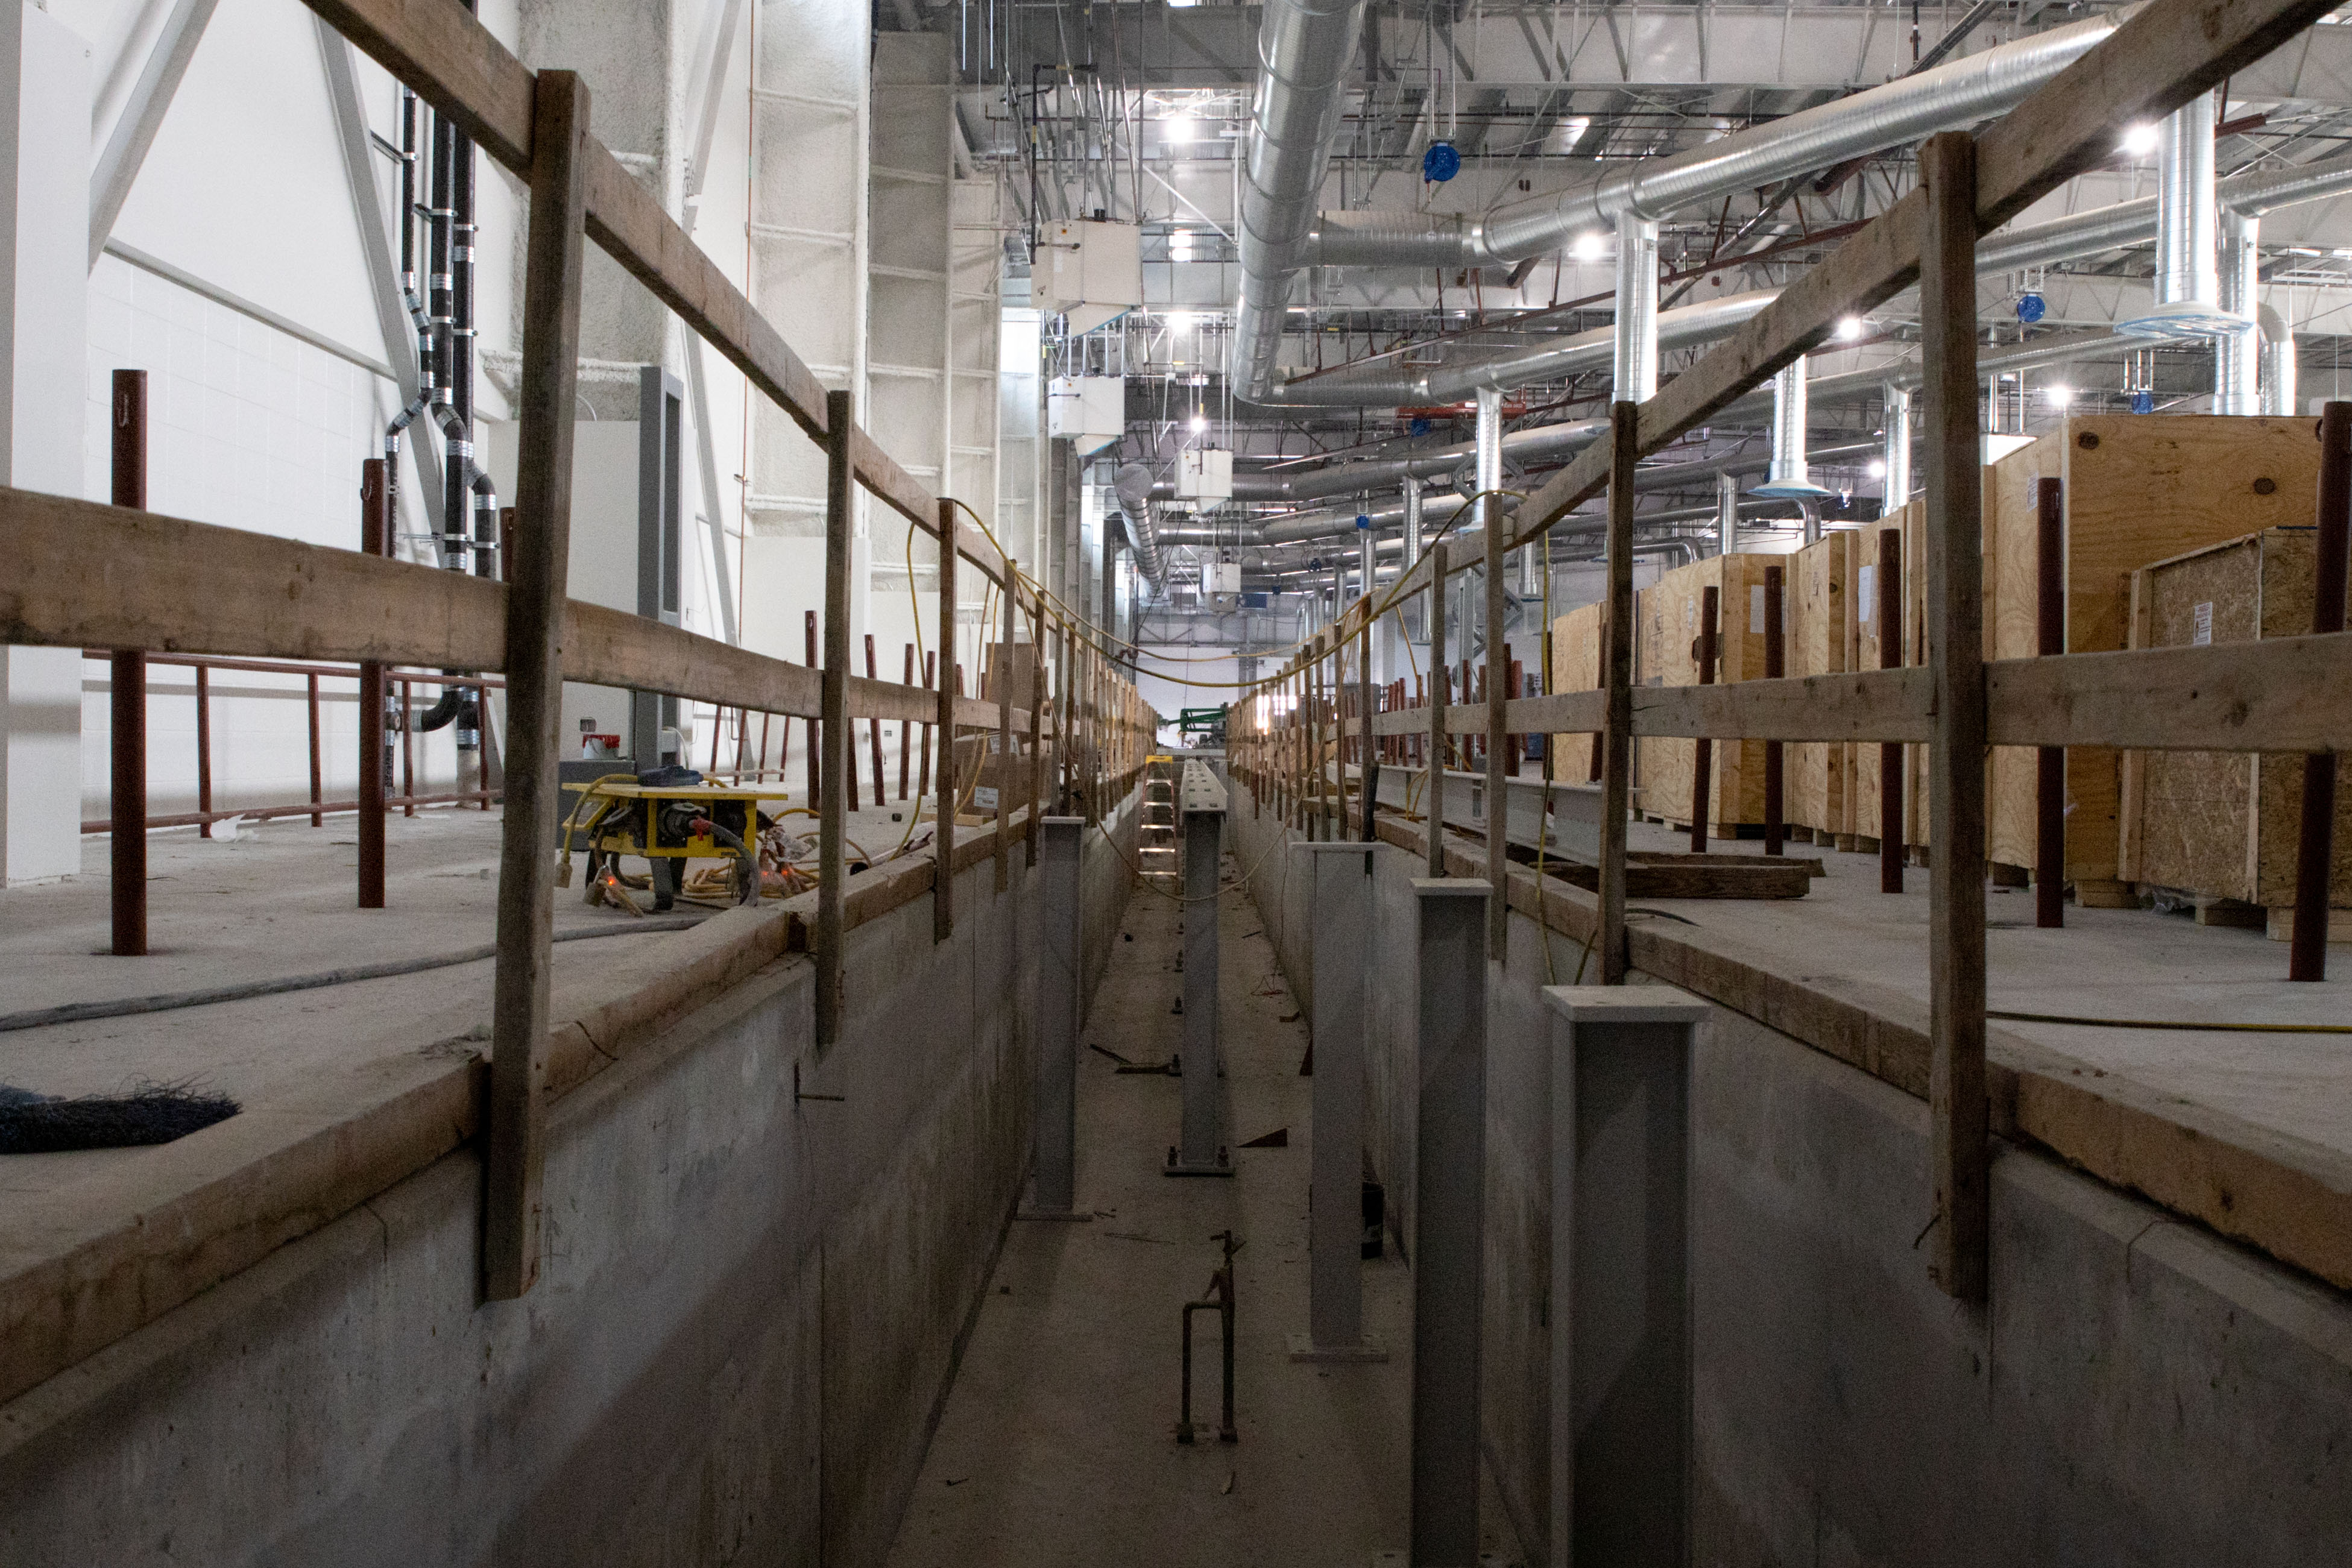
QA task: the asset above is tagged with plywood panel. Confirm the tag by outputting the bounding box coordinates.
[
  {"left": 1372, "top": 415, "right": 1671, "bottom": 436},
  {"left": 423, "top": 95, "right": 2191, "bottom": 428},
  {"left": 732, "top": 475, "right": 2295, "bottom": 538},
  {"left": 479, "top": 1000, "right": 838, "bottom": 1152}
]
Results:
[
  {"left": 1548, "top": 601, "right": 1604, "bottom": 780},
  {"left": 1787, "top": 532, "right": 1849, "bottom": 834},
  {"left": 1636, "top": 553, "right": 1774, "bottom": 833},
  {"left": 1984, "top": 415, "right": 2324, "bottom": 883},
  {"left": 2125, "top": 526, "right": 2352, "bottom": 912},
  {"left": 1846, "top": 503, "right": 1926, "bottom": 847}
]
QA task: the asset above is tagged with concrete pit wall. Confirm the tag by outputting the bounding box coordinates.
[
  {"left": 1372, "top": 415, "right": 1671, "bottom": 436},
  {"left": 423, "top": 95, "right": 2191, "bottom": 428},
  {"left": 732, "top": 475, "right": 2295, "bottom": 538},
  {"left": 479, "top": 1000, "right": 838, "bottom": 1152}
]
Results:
[
  {"left": 0, "top": 799, "right": 1139, "bottom": 1568},
  {"left": 1226, "top": 792, "right": 2352, "bottom": 1567}
]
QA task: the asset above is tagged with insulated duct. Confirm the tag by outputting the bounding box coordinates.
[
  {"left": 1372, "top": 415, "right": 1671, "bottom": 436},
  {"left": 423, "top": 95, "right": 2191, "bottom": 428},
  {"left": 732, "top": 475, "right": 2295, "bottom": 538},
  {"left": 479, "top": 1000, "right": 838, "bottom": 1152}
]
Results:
[
  {"left": 1614, "top": 214, "right": 1661, "bottom": 402},
  {"left": 1230, "top": 0, "right": 1372, "bottom": 401},
  {"left": 1754, "top": 357, "right": 1832, "bottom": 499},
  {"left": 1300, "top": 9, "right": 2123, "bottom": 271},
  {"left": 2120, "top": 89, "right": 2245, "bottom": 339},
  {"left": 1112, "top": 463, "right": 1167, "bottom": 596},
  {"left": 2216, "top": 209, "right": 2262, "bottom": 413},
  {"left": 2259, "top": 303, "right": 2299, "bottom": 417}
]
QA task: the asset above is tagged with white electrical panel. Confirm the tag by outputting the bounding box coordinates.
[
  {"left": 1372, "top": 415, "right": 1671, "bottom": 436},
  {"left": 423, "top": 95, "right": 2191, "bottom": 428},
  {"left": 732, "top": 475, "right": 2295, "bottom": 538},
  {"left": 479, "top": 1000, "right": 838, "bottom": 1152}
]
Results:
[
  {"left": 1205, "top": 560, "right": 1242, "bottom": 596},
  {"left": 1033, "top": 220, "right": 1143, "bottom": 335},
  {"left": 1176, "top": 447, "right": 1233, "bottom": 501},
  {"left": 1047, "top": 376, "right": 1126, "bottom": 455}
]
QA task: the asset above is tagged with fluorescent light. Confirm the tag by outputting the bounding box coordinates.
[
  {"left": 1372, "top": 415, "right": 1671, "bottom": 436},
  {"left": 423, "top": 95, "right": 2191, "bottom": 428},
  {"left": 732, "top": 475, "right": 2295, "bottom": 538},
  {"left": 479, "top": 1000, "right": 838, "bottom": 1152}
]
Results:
[
  {"left": 1570, "top": 231, "right": 1607, "bottom": 262},
  {"left": 2120, "top": 122, "right": 2160, "bottom": 157},
  {"left": 1836, "top": 316, "right": 1865, "bottom": 341}
]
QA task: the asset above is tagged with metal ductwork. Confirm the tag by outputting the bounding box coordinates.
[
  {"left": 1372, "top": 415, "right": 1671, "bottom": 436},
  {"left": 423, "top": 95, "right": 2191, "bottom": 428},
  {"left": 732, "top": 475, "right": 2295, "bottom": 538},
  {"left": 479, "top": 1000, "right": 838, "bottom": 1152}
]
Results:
[
  {"left": 1298, "top": 8, "right": 2123, "bottom": 274},
  {"left": 1753, "top": 357, "right": 1832, "bottom": 499},
  {"left": 1230, "top": 0, "right": 1371, "bottom": 401},
  {"left": 1151, "top": 418, "right": 1612, "bottom": 503},
  {"left": 2120, "top": 89, "right": 2246, "bottom": 339},
  {"left": 1614, "top": 214, "right": 1661, "bottom": 401},
  {"left": 1112, "top": 463, "right": 1167, "bottom": 597},
  {"left": 2216, "top": 208, "right": 2262, "bottom": 413},
  {"left": 1256, "top": 289, "right": 1778, "bottom": 407},
  {"left": 1882, "top": 382, "right": 1912, "bottom": 505},
  {"left": 2259, "top": 302, "right": 2299, "bottom": 417}
]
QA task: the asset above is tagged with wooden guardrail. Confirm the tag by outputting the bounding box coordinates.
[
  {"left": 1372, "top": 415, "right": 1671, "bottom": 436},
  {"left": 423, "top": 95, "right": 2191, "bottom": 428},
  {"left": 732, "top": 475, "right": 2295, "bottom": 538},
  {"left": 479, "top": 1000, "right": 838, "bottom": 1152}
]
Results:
[{"left": 1237, "top": 0, "right": 2351, "bottom": 1306}]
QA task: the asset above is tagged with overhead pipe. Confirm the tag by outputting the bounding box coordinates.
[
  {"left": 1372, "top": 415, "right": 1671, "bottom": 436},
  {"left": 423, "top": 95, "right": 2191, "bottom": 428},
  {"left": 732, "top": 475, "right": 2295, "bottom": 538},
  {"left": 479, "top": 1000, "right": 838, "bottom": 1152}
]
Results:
[
  {"left": 1150, "top": 417, "right": 1613, "bottom": 502},
  {"left": 1882, "top": 381, "right": 1913, "bottom": 506},
  {"left": 2216, "top": 209, "right": 2262, "bottom": 413},
  {"left": 2120, "top": 89, "right": 2245, "bottom": 340},
  {"left": 2259, "top": 302, "right": 2299, "bottom": 417},
  {"left": 1753, "top": 357, "right": 1833, "bottom": 500},
  {"left": 1613, "top": 214, "right": 1660, "bottom": 403},
  {"left": 1229, "top": 0, "right": 1372, "bottom": 400},
  {"left": 1299, "top": 9, "right": 2124, "bottom": 272}
]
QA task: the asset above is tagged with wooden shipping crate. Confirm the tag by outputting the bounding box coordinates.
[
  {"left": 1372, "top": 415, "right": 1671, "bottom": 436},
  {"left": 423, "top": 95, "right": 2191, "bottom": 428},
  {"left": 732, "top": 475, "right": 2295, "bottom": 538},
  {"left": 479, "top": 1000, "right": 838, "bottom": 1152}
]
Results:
[
  {"left": 1547, "top": 600, "right": 1604, "bottom": 781},
  {"left": 2119, "top": 526, "right": 2352, "bottom": 918},
  {"left": 1786, "top": 532, "right": 1849, "bottom": 839},
  {"left": 1982, "top": 417, "right": 2320, "bottom": 893},
  {"left": 1841, "top": 503, "right": 1928, "bottom": 851},
  {"left": 1635, "top": 552, "right": 1778, "bottom": 834}
]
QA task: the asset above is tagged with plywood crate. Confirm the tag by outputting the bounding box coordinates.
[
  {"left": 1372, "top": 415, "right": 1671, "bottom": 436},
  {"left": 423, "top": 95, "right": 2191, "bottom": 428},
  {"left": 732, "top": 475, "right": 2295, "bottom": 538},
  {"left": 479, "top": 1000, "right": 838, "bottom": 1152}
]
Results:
[
  {"left": 1787, "top": 532, "right": 1849, "bottom": 839},
  {"left": 1547, "top": 600, "right": 1605, "bottom": 782},
  {"left": 1635, "top": 552, "right": 1778, "bottom": 834},
  {"left": 2119, "top": 526, "right": 2352, "bottom": 919},
  {"left": 1982, "top": 416, "right": 2320, "bottom": 896},
  {"left": 1841, "top": 503, "right": 1928, "bottom": 851}
]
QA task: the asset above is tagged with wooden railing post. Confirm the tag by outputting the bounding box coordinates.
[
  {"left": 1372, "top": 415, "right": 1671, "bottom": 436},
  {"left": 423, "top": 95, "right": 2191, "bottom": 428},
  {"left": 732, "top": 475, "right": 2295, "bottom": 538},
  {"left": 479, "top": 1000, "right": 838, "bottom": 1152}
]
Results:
[
  {"left": 1920, "top": 130, "right": 1990, "bottom": 1303},
  {"left": 1762, "top": 565, "right": 1785, "bottom": 857},
  {"left": 899, "top": 642, "right": 914, "bottom": 800},
  {"left": 195, "top": 664, "right": 213, "bottom": 838},
  {"left": 110, "top": 370, "right": 148, "bottom": 958},
  {"left": 1878, "top": 527, "right": 1905, "bottom": 894},
  {"left": 934, "top": 500, "right": 957, "bottom": 941},
  {"left": 816, "top": 389, "right": 854, "bottom": 1047},
  {"left": 1600, "top": 402, "right": 1639, "bottom": 985},
  {"left": 485, "top": 68, "right": 590, "bottom": 1303},
  {"left": 864, "top": 634, "right": 886, "bottom": 808},
  {"left": 804, "top": 609, "right": 821, "bottom": 807}
]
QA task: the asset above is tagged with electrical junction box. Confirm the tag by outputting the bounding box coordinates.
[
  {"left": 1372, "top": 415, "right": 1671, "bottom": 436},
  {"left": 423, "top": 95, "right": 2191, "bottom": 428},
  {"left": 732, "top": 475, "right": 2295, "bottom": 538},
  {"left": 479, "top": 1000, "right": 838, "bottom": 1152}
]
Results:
[
  {"left": 1033, "top": 219, "right": 1142, "bottom": 335},
  {"left": 1047, "top": 376, "right": 1126, "bottom": 455},
  {"left": 1176, "top": 447, "right": 1233, "bottom": 502},
  {"left": 1205, "top": 559, "right": 1242, "bottom": 596}
]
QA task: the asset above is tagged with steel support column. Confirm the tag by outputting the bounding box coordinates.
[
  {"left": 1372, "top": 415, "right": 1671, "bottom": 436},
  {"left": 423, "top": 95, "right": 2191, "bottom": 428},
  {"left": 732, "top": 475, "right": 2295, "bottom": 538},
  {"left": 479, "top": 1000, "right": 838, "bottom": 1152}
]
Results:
[
  {"left": 1290, "top": 842, "right": 1385, "bottom": 1361},
  {"left": 1169, "top": 763, "right": 1232, "bottom": 1176},
  {"left": 1022, "top": 816, "right": 1089, "bottom": 1219}
]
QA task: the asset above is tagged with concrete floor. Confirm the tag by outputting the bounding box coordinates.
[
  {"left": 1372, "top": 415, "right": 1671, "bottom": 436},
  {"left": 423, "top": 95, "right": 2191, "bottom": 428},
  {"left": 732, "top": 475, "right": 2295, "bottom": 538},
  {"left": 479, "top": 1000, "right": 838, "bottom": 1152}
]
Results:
[
  {"left": 1621, "top": 819, "right": 2352, "bottom": 1158},
  {"left": 884, "top": 837, "right": 1518, "bottom": 1568}
]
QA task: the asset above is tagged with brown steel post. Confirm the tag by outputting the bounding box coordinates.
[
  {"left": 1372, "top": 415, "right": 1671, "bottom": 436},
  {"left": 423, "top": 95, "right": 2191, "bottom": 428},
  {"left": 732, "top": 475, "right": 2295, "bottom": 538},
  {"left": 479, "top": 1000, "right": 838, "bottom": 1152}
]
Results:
[
  {"left": 921, "top": 650, "right": 936, "bottom": 798},
  {"left": 1691, "top": 585, "right": 1718, "bottom": 853},
  {"left": 1600, "top": 403, "right": 1639, "bottom": 984},
  {"left": 401, "top": 678, "right": 416, "bottom": 814},
  {"left": 1920, "top": 131, "right": 1989, "bottom": 1303},
  {"left": 110, "top": 370, "right": 149, "bottom": 957},
  {"left": 2035, "top": 477, "right": 2066, "bottom": 929},
  {"left": 485, "top": 69, "right": 590, "bottom": 1303},
  {"left": 900, "top": 643, "right": 914, "bottom": 799},
  {"left": 1878, "top": 527, "right": 1904, "bottom": 893},
  {"left": 1427, "top": 543, "right": 1448, "bottom": 875},
  {"left": 195, "top": 664, "right": 213, "bottom": 837},
  {"left": 1027, "top": 591, "right": 1044, "bottom": 866},
  {"left": 307, "top": 672, "right": 324, "bottom": 826},
  {"left": 1762, "top": 565, "right": 1785, "bottom": 857},
  {"left": 758, "top": 711, "right": 772, "bottom": 781},
  {"left": 814, "top": 390, "right": 856, "bottom": 1048},
  {"left": 804, "top": 609, "right": 821, "bottom": 808},
  {"left": 1504, "top": 654, "right": 1522, "bottom": 779},
  {"left": 359, "top": 463, "right": 388, "bottom": 905},
  {"left": 864, "top": 634, "right": 886, "bottom": 808},
  {"left": 934, "top": 502, "right": 957, "bottom": 942},
  {"left": 2292, "top": 403, "right": 2351, "bottom": 980}
]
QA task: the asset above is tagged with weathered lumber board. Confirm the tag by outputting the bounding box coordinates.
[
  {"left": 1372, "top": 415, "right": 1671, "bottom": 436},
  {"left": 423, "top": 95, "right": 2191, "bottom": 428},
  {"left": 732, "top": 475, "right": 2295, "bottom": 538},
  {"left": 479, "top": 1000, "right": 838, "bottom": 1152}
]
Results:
[{"left": 1542, "top": 855, "right": 1814, "bottom": 900}]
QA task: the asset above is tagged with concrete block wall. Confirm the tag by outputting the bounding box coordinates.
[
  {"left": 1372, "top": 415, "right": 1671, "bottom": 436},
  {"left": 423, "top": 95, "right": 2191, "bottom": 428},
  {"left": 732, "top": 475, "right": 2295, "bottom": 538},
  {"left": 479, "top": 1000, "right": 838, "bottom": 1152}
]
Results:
[
  {"left": 1226, "top": 792, "right": 2352, "bottom": 1567},
  {"left": 0, "top": 798, "right": 1138, "bottom": 1567}
]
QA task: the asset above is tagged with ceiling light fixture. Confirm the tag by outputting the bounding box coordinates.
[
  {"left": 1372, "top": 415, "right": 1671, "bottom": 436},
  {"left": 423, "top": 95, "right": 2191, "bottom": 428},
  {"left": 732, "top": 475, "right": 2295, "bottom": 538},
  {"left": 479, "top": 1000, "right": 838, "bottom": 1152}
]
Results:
[
  {"left": 2046, "top": 384, "right": 2074, "bottom": 408},
  {"left": 2120, "top": 122, "right": 2160, "bottom": 156},
  {"left": 1570, "top": 231, "right": 1607, "bottom": 262},
  {"left": 1836, "top": 316, "right": 1865, "bottom": 341}
]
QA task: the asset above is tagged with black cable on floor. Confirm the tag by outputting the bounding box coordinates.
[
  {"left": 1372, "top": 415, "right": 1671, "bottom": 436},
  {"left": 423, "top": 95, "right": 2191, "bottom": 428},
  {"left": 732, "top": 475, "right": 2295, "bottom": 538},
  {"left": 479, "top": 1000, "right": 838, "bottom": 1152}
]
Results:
[{"left": 0, "top": 916, "right": 713, "bottom": 1034}]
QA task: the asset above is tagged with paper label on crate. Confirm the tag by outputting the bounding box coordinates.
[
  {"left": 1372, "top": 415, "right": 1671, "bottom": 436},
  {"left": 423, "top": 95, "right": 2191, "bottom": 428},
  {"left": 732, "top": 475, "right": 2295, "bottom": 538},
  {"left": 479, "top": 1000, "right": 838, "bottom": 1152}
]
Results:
[
  {"left": 971, "top": 786, "right": 999, "bottom": 811},
  {"left": 1750, "top": 585, "right": 1766, "bottom": 634},
  {"left": 2192, "top": 602, "right": 2213, "bottom": 646},
  {"left": 1858, "top": 564, "right": 1876, "bottom": 622},
  {"left": 1683, "top": 597, "right": 1695, "bottom": 631}
]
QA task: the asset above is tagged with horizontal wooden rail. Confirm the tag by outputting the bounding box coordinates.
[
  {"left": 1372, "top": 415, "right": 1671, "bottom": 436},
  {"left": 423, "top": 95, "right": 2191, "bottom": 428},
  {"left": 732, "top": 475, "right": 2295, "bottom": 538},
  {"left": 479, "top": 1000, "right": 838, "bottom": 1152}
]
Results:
[
  {"left": 1343, "top": 631, "right": 2352, "bottom": 751},
  {"left": 4, "top": 491, "right": 1033, "bottom": 733}
]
